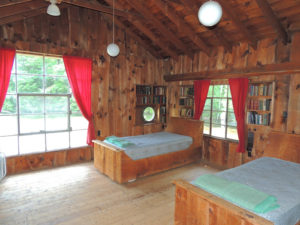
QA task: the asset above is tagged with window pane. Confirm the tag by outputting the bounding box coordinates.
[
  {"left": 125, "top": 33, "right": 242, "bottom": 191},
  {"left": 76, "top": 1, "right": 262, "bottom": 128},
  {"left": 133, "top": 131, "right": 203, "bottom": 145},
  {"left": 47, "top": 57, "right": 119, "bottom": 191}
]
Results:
[
  {"left": 228, "top": 99, "right": 234, "bottom": 112},
  {"left": 1, "top": 95, "right": 16, "bottom": 114},
  {"left": 70, "top": 130, "right": 87, "bottom": 148},
  {"left": 0, "top": 116, "right": 17, "bottom": 136},
  {"left": 228, "top": 112, "right": 237, "bottom": 126},
  {"left": 207, "top": 85, "right": 213, "bottom": 97},
  {"left": 204, "top": 122, "right": 210, "bottom": 135},
  {"left": 46, "top": 96, "right": 68, "bottom": 113},
  {"left": 45, "top": 57, "right": 66, "bottom": 76},
  {"left": 203, "top": 98, "right": 211, "bottom": 110},
  {"left": 211, "top": 124, "right": 225, "bottom": 138},
  {"left": 19, "top": 134, "right": 45, "bottom": 154},
  {"left": 212, "top": 99, "right": 227, "bottom": 111},
  {"left": 213, "top": 85, "right": 228, "bottom": 97},
  {"left": 7, "top": 75, "right": 16, "bottom": 93},
  {"left": 0, "top": 136, "right": 18, "bottom": 157},
  {"left": 201, "top": 110, "right": 211, "bottom": 123},
  {"left": 46, "top": 132, "right": 69, "bottom": 151},
  {"left": 212, "top": 111, "right": 226, "bottom": 125},
  {"left": 20, "top": 115, "right": 44, "bottom": 133},
  {"left": 11, "top": 60, "right": 16, "bottom": 73},
  {"left": 17, "top": 54, "right": 43, "bottom": 75},
  {"left": 70, "top": 96, "right": 80, "bottom": 113},
  {"left": 71, "top": 114, "right": 88, "bottom": 130},
  {"left": 46, "top": 114, "right": 68, "bottom": 131},
  {"left": 45, "top": 76, "right": 70, "bottom": 94},
  {"left": 227, "top": 126, "right": 238, "bottom": 140},
  {"left": 18, "top": 75, "right": 43, "bottom": 93},
  {"left": 19, "top": 96, "right": 44, "bottom": 114},
  {"left": 228, "top": 88, "right": 232, "bottom": 98}
]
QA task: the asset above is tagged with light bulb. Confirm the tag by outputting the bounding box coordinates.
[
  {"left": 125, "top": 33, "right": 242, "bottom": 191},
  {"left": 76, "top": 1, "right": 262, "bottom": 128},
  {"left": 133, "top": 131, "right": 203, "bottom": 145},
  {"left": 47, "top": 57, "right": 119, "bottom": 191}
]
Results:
[
  {"left": 107, "top": 43, "right": 120, "bottom": 57},
  {"left": 198, "top": 1, "right": 222, "bottom": 27}
]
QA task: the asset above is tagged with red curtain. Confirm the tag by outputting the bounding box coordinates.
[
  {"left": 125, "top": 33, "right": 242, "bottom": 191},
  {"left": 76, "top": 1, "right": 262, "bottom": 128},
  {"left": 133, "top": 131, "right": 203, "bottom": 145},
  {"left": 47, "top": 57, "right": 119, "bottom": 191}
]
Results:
[
  {"left": 193, "top": 80, "right": 211, "bottom": 120},
  {"left": 0, "top": 48, "right": 16, "bottom": 112},
  {"left": 229, "top": 78, "right": 249, "bottom": 153},
  {"left": 63, "top": 55, "right": 95, "bottom": 146}
]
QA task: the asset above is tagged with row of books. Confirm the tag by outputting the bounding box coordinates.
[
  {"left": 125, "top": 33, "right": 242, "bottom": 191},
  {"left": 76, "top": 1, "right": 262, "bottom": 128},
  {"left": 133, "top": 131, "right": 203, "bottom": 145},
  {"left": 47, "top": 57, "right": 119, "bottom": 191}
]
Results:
[
  {"left": 249, "top": 84, "right": 273, "bottom": 96},
  {"left": 160, "top": 106, "right": 166, "bottom": 114},
  {"left": 161, "top": 115, "right": 166, "bottom": 124},
  {"left": 136, "top": 86, "right": 152, "bottom": 95},
  {"left": 137, "top": 96, "right": 166, "bottom": 105},
  {"left": 247, "top": 112, "right": 271, "bottom": 125},
  {"left": 179, "top": 98, "right": 194, "bottom": 106},
  {"left": 180, "top": 108, "right": 193, "bottom": 118},
  {"left": 248, "top": 99, "right": 272, "bottom": 111},
  {"left": 180, "top": 87, "right": 194, "bottom": 96},
  {"left": 153, "top": 96, "right": 166, "bottom": 104},
  {"left": 153, "top": 87, "right": 166, "bottom": 95}
]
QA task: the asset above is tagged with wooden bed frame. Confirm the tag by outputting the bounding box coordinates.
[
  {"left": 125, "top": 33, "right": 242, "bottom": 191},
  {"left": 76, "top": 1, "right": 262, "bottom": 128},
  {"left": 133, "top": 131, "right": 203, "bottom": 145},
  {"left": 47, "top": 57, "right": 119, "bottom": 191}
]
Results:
[{"left": 93, "top": 117, "right": 203, "bottom": 184}]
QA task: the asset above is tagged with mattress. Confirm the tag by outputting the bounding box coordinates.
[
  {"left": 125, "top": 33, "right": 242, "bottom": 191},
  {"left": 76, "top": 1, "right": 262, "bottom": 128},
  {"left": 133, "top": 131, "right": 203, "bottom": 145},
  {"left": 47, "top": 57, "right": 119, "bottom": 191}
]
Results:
[
  {"left": 103, "top": 132, "right": 193, "bottom": 160},
  {"left": 198, "top": 157, "right": 300, "bottom": 225}
]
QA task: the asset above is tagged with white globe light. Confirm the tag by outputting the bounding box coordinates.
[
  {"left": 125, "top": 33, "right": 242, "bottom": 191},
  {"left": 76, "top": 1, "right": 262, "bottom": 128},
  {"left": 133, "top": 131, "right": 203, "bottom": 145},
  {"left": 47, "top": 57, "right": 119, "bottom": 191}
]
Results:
[
  {"left": 107, "top": 43, "right": 120, "bottom": 57},
  {"left": 198, "top": 1, "right": 222, "bottom": 27},
  {"left": 47, "top": 0, "right": 60, "bottom": 16}
]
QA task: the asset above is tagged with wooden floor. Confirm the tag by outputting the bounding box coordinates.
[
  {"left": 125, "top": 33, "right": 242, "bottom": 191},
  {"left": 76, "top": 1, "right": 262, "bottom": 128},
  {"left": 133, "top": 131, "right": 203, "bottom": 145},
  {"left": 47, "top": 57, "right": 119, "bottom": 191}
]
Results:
[{"left": 0, "top": 162, "right": 218, "bottom": 225}]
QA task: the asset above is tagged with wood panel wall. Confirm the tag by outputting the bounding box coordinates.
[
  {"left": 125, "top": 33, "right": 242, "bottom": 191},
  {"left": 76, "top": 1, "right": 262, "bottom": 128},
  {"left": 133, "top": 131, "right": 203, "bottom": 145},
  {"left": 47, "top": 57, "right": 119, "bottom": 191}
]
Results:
[{"left": 164, "top": 32, "right": 300, "bottom": 168}]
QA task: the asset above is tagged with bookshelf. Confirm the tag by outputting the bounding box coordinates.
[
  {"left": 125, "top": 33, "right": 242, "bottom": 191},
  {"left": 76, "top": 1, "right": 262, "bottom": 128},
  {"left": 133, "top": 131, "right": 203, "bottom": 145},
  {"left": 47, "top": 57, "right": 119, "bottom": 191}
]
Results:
[
  {"left": 246, "top": 82, "right": 274, "bottom": 126},
  {"left": 136, "top": 85, "right": 167, "bottom": 125},
  {"left": 179, "top": 85, "right": 194, "bottom": 118}
]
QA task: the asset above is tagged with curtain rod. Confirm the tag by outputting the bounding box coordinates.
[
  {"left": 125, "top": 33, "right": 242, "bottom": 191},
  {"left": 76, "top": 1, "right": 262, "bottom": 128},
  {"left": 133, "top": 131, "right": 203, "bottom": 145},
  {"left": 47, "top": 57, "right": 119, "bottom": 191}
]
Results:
[{"left": 16, "top": 50, "right": 62, "bottom": 58}]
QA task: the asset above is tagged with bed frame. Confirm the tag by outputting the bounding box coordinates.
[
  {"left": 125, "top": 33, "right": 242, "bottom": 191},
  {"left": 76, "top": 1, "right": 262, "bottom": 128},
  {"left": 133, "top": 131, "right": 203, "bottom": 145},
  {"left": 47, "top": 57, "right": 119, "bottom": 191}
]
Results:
[{"left": 93, "top": 117, "right": 203, "bottom": 184}]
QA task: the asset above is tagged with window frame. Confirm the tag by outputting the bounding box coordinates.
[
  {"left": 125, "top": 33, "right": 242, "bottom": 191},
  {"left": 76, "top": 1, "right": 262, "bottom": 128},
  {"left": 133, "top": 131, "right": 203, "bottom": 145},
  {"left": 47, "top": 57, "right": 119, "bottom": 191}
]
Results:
[{"left": 0, "top": 52, "right": 88, "bottom": 156}]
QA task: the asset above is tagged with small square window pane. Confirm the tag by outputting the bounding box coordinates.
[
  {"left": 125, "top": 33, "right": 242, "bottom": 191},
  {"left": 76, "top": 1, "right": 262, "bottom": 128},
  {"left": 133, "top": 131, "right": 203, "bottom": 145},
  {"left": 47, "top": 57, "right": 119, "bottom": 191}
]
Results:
[
  {"left": 204, "top": 122, "right": 210, "bottom": 135},
  {"left": 70, "top": 130, "right": 87, "bottom": 148},
  {"left": 70, "top": 96, "right": 80, "bottom": 113},
  {"left": 212, "top": 124, "right": 225, "bottom": 138},
  {"left": 7, "top": 75, "right": 16, "bottom": 94},
  {"left": 19, "top": 134, "right": 45, "bottom": 155},
  {"left": 207, "top": 85, "right": 213, "bottom": 97},
  {"left": 46, "top": 96, "right": 68, "bottom": 113},
  {"left": 17, "top": 54, "right": 43, "bottom": 75},
  {"left": 213, "top": 85, "right": 228, "bottom": 97},
  {"left": 45, "top": 57, "right": 66, "bottom": 76},
  {"left": 212, "top": 111, "right": 226, "bottom": 125},
  {"left": 201, "top": 110, "right": 211, "bottom": 123},
  {"left": 20, "top": 115, "right": 44, "bottom": 133},
  {"left": 212, "top": 99, "right": 227, "bottom": 111},
  {"left": 46, "top": 114, "right": 68, "bottom": 131},
  {"left": 0, "top": 116, "right": 17, "bottom": 136},
  {"left": 228, "top": 99, "right": 234, "bottom": 112},
  {"left": 17, "top": 75, "right": 43, "bottom": 93},
  {"left": 1, "top": 95, "right": 16, "bottom": 114},
  {"left": 19, "top": 96, "right": 44, "bottom": 114},
  {"left": 0, "top": 136, "right": 18, "bottom": 157},
  {"left": 203, "top": 99, "right": 211, "bottom": 110},
  {"left": 227, "top": 126, "right": 238, "bottom": 140},
  {"left": 45, "top": 77, "right": 70, "bottom": 94},
  {"left": 228, "top": 112, "right": 237, "bottom": 126},
  {"left": 47, "top": 132, "right": 69, "bottom": 151},
  {"left": 71, "top": 114, "right": 88, "bottom": 130}
]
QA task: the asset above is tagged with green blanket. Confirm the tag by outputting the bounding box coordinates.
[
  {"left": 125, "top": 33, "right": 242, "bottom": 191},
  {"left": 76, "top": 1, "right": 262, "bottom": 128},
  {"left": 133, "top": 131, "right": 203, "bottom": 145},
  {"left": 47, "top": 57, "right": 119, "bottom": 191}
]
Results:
[
  {"left": 105, "top": 136, "right": 135, "bottom": 148},
  {"left": 192, "top": 174, "right": 279, "bottom": 214}
]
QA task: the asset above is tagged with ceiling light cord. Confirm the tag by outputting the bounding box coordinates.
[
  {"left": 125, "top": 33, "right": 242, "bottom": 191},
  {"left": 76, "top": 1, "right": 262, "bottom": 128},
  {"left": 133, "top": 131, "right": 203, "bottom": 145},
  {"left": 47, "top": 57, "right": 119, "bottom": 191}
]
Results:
[{"left": 113, "top": 0, "right": 115, "bottom": 43}]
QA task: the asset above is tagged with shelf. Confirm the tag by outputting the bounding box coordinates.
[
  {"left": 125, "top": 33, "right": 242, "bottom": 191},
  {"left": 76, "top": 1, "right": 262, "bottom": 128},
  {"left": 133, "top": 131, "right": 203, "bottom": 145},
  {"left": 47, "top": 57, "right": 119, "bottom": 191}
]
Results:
[
  {"left": 247, "top": 110, "right": 271, "bottom": 113},
  {"left": 179, "top": 96, "right": 194, "bottom": 98},
  {"left": 248, "top": 95, "right": 272, "bottom": 99},
  {"left": 179, "top": 105, "right": 193, "bottom": 108},
  {"left": 247, "top": 123, "right": 270, "bottom": 127}
]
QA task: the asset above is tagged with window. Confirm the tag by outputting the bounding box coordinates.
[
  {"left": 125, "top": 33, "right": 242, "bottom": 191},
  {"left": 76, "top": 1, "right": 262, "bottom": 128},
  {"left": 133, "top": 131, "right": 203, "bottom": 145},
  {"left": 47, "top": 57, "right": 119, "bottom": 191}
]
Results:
[
  {"left": 143, "top": 106, "right": 155, "bottom": 122},
  {"left": 201, "top": 84, "right": 238, "bottom": 140},
  {"left": 0, "top": 53, "right": 88, "bottom": 156}
]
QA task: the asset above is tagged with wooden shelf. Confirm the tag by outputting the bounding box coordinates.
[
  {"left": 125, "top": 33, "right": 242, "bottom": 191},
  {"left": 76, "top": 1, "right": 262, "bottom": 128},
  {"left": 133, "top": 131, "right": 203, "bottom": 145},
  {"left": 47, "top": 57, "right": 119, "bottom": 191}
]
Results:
[
  {"left": 248, "top": 95, "right": 272, "bottom": 99},
  {"left": 247, "top": 110, "right": 271, "bottom": 113}
]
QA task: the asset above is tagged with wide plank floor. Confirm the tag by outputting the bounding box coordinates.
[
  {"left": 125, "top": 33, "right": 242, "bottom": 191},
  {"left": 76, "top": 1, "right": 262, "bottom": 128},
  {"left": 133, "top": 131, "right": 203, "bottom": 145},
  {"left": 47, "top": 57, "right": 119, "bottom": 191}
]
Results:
[{"left": 0, "top": 162, "right": 218, "bottom": 225}]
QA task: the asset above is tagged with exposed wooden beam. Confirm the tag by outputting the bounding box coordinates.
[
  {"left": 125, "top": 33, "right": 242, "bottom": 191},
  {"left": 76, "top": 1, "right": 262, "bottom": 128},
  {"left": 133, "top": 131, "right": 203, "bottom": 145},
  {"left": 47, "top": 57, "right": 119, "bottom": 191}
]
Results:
[
  {"left": 0, "top": 0, "right": 32, "bottom": 8},
  {"left": 124, "top": 0, "right": 194, "bottom": 59},
  {"left": 0, "top": 0, "right": 48, "bottom": 19},
  {"left": 164, "top": 62, "right": 300, "bottom": 81},
  {"left": 151, "top": 0, "right": 211, "bottom": 55},
  {"left": 255, "top": 0, "right": 289, "bottom": 44},
  {"left": 63, "top": 0, "right": 129, "bottom": 17},
  {"left": 217, "top": 0, "right": 258, "bottom": 49}
]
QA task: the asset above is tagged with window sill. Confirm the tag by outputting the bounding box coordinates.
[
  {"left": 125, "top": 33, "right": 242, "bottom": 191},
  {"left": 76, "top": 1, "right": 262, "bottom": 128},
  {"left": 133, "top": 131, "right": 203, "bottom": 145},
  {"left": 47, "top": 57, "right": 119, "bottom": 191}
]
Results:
[{"left": 203, "top": 134, "right": 239, "bottom": 143}]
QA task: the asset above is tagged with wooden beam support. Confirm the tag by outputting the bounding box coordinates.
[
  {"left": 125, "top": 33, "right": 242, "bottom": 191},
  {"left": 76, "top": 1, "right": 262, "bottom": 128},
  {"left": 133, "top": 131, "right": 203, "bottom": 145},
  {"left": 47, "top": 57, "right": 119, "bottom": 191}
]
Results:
[
  {"left": 0, "top": 0, "right": 32, "bottom": 8},
  {"left": 164, "top": 62, "right": 300, "bottom": 81},
  {"left": 217, "top": 0, "right": 258, "bottom": 49},
  {"left": 151, "top": 0, "right": 211, "bottom": 55},
  {"left": 124, "top": 0, "right": 194, "bottom": 59},
  {"left": 255, "top": 0, "right": 289, "bottom": 44}
]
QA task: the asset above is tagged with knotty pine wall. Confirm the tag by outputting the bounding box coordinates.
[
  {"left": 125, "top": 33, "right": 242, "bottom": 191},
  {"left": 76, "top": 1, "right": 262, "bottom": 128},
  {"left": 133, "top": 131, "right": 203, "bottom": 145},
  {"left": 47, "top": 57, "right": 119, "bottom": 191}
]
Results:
[
  {"left": 164, "top": 32, "right": 300, "bottom": 168},
  {"left": 0, "top": 7, "right": 166, "bottom": 174}
]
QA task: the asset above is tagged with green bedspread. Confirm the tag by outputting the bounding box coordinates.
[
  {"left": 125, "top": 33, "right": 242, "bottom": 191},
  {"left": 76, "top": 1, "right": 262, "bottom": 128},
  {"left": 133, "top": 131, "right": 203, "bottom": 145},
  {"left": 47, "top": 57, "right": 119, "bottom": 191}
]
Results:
[{"left": 105, "top": 136, "right": 135, "bottom": 148}]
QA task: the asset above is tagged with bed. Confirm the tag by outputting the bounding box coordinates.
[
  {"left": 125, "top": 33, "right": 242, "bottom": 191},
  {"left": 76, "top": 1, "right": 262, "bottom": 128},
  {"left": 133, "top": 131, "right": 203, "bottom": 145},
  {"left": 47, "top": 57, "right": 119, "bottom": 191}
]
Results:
[
  {"left": 174, "top": 157, "right": 300, "bottom": 225},
  {"left": 93, "top": 117, "right": 203, "bottom": 183}
]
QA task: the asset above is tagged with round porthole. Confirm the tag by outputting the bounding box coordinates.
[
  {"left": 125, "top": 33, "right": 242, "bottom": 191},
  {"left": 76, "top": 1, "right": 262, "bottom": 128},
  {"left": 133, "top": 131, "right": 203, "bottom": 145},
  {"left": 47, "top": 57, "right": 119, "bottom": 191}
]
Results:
[{"left": 143, "top": 106, "right": 155, "bottom": 122}]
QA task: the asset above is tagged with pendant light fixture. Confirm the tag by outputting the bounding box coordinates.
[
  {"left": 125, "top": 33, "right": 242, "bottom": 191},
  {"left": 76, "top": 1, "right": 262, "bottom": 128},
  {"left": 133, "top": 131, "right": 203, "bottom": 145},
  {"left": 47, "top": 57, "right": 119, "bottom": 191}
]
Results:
[
  {"left": 47, "top": 0, "right": 61, "bottom": 16},
  {"left": 198, "top": 0, "right": 222, "bottom": 27},
  {"left": 107, "top": 0, "right": 120, "bottom": 57}
]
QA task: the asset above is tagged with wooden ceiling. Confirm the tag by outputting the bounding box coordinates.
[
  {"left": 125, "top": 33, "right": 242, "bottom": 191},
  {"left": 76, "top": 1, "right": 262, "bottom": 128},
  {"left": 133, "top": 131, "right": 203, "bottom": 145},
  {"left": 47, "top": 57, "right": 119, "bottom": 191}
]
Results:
[{"left": 1, "top": 0, "right": 300, "bottom": 59}]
